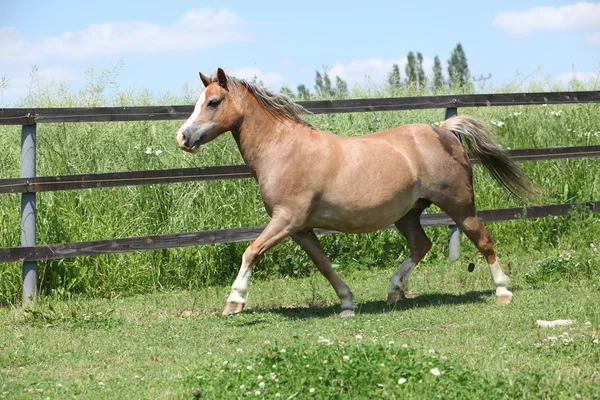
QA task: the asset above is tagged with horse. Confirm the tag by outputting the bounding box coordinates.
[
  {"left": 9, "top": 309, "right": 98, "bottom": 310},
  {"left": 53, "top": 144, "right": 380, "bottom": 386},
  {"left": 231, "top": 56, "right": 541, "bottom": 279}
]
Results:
[{"left": 176, "top": 68, "right": 539, "bottom": 317}]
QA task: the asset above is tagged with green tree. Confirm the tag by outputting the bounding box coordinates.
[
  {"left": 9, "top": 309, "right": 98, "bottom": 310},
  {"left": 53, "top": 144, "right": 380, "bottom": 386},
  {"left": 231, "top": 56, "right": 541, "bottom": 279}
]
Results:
[
  {"left": 315, "top": 71, "right": 324, "bottom": 96},
  {"left": 279, "top": 86, "right": 294, "bottom": 98},
  {"left": 405, "top": 52, "right": 417, "bottom": 86},
  {"left": 335, "top": 76, "right": 348, "bottom": 98},
  {"left": 297, "top": 84, "right": 311, "bottom": 100},
  {"left": 432, "top": 55, "right": 444, "bottom": 90},
  {"left": 447, "top": 43, "right": 471, "bottom": 88},
  {"left": 387, "top": 64, "right": 401, "bottom": 91},
  {"left": 416, "top": 52, "right": 426, "bottom": 88},
  {"left": 322, "top": 72, "right": 332, "bottom": 96}
]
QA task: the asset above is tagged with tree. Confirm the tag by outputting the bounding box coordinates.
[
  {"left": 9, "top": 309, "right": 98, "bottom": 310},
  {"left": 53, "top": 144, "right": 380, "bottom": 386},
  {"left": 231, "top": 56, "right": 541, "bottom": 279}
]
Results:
[
  {"left": 387, "top": 63, "right": 401, "bottom": 91},
  {"left": 432, "top": 55, "right": 444, "bottom": 90},
  {"left": 315, "top": 66, "right": 346, "bottom": 98},
  {"left": 322, "top": 72, "right": 332, "bottom": 96},
  {"left": 297, "top": 84, "right": 311, "bottom": 100},
  {"left": 279, "top": 86, "right": 294, "bottom": 98},
  {"left": 335, "top": 76, "right": 348, "bottom": 98},
  {"left": 416, "top": 52, "right": 426, "bottom": 88},
  {"left": 405, "top": 52, "right": 417, "bottom": 86},
  {"left": 315, "top": 71, "right": 324, "bottom": 96},
  {"left": 447, "top": 43, "right": 471, "bottom": 88}
]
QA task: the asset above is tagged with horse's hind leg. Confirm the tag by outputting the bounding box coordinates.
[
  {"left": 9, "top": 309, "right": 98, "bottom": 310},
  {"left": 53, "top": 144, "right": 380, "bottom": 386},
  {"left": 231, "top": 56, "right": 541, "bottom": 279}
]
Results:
[
  {"left": 441, "top": 205, "right": 513, "bottom": 304},
  {"left": 388, "top": 204, "right": 432, "bottom": 304},
  {"left": 292, "top": 230, "right": 357, "bottom": 317}
]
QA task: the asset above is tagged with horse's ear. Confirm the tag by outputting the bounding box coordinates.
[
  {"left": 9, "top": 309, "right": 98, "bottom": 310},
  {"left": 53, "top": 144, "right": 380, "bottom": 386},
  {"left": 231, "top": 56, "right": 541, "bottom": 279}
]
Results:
[
  {"left": 199, "top": 72, "right": 211, "bottom": 88},
  {"left": 217, "top": 68, "right": 228, "bottom": 90}
]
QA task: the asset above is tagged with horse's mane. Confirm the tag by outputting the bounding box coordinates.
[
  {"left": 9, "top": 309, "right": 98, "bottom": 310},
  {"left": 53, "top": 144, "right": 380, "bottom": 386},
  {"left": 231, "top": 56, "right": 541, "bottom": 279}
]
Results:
[{"left": 210, "top": 72, "right": 313, "bottom": 128}]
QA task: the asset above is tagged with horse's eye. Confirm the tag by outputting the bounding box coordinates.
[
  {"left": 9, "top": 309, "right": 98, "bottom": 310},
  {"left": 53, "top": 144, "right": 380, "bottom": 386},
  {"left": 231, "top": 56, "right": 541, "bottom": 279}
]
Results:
[{"left": 207, "top": 98, "right": 221, "bottom": 108}]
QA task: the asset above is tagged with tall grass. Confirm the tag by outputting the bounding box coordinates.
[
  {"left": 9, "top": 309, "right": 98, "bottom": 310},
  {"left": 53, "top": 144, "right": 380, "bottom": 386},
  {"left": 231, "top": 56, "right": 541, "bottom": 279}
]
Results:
[{"left": 0, "top": 67, "right": 599, "bottom": 305}]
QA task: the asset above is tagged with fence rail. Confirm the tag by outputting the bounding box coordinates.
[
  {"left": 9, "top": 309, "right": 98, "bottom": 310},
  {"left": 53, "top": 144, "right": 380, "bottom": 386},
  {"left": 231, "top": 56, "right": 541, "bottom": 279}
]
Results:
[
  {"left": 1, "top": 91, "right": 598, "bottom": 125},
  {"left": 0, "top": 145, "right": 599, "bottom": 195},
  {"left": 1, "top": 201, "right": 597, "bottom": 264},
  {"left": 1, "top": 90, "right": 600, "bottom": 304}
]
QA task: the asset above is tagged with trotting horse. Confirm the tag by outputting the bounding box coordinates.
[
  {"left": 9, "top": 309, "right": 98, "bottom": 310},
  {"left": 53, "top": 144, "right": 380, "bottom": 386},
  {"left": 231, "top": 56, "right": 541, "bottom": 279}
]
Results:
[{"left": 176, "top": 68, "right": 539, "bottom": 317}]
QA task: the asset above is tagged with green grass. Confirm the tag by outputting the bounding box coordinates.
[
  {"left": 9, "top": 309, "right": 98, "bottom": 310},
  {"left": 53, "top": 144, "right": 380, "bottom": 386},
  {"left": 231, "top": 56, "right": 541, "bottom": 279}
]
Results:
[
  {"left": 1, "top": 249, "right": 599, "bottom": 398},
  {"left": 0, "top": 69, "right": 599, "bottom": 306}
]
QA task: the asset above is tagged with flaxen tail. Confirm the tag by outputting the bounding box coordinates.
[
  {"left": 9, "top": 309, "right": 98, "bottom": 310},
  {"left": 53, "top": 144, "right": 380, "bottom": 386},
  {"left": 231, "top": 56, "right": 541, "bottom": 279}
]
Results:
[{"left": 441, "top": 115, "right": 541, "bottom": 202}]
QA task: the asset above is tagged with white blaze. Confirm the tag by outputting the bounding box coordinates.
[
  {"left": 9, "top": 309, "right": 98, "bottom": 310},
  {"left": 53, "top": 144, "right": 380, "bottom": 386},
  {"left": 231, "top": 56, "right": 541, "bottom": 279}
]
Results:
[{"left": 177, "top": 89, "right": 206, "bottom": 137}]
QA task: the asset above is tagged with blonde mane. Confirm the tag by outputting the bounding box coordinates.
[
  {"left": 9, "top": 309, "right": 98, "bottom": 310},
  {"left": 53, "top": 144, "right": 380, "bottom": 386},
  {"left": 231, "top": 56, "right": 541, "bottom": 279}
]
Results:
[{"left": 210, "top": 72, "right": 313, "bottom": 127}]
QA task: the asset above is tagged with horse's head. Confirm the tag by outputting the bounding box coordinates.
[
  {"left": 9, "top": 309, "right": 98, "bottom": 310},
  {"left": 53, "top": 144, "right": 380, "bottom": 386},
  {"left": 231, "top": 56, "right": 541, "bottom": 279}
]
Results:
[{"left": 176, "top": 68, "right": 242, "bottom": 153}]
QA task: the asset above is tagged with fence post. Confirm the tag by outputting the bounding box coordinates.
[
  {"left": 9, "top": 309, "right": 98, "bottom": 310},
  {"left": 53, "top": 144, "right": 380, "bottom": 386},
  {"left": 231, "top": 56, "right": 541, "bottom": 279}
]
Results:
[
  {"left": 444, "top": 107, "right": 460, "bottom": 261},
  {"left": 21, "top": 122, "right": 37, "bottom": 305}
]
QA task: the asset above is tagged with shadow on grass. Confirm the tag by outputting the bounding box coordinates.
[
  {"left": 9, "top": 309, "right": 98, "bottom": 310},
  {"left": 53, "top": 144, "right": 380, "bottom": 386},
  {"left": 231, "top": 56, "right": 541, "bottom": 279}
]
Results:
[{"left": 254, "top": 290, "right": 495, "bottom": 320}]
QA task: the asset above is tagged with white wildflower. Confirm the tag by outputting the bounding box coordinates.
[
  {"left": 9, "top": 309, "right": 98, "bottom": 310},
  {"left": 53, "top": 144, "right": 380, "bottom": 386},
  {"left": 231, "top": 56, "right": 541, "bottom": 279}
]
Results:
[
  {"left": 237, "top": 348, "right": 243, "bottom": 353},
  {"left": 154, "top": 149, "right": 163, "bottom": 156},
  {"left": 398, "top": 377, "right": 407, "bottom": 385},
  {"left": 343, "top": 355, "right": 350, "bottom": 362},
  {"left": 280, "top": 349, "right": 286, "bottom": 353},
  {"left": 513, "top": 112, "right": 521, "bottom": 116},
  {"left": 430, "top": 368, "right": 441, "bottom": 376},
  {"left": 428, "top": 349, "right": 435, "bottom": 354},
  {"left": 246, "top": 365, "right": 253, "bottom": 370},
  {"left": 98, "top": 382, "right": 105, "bottom": 387},
  {"left": 254, "top": 390, "right": 261, "bottom": 395},
  {"left": 585, "top": 321, "right": 592, "bottom": 328},
  {"left": 257, "top": 375, "right": 263, "bottom": 381},
  {"left": 145, "top": 147, "right": 152, "bottom": 154},
  {"left": 264, "top": 340, "right": 271, "bottom": 345},
  {"left": 239, "top": 385, "right": 245, "bottom": 390},
  {"left": 402, "top": 344, "right": 409, "bottom": 348},
  {"left": 270, "top": 372, "right": 277, "bottom": 380},
  {"left": 275, "top": 393, "right": 281, "bottom": 398},
  {"left": 593, "top": 339, "right": 598, "bottom": 345},
  {"left": 258, "top": 382, "right": 265, "bottom": 389},
  {"left": 355, "top": 334, "right": 363, "bottom": 340},
  {"left": 309, "top": 388, "right": 315, "bottom": 393}
]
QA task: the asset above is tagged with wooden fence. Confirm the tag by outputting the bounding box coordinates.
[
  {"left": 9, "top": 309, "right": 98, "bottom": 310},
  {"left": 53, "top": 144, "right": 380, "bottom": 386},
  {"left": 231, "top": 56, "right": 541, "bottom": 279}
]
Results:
[{"left": 1, "top": 90, "right": 599, "bottom": 304}]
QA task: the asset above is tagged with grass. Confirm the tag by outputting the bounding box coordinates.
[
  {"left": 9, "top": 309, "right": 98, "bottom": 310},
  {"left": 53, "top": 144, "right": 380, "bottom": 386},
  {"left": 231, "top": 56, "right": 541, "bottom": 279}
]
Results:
[
  {"left": 0, "top": 67, "right": 599, "bottom": 308},
  {"left": 1, "top": 249, "right": 599, "bottom": 399}
]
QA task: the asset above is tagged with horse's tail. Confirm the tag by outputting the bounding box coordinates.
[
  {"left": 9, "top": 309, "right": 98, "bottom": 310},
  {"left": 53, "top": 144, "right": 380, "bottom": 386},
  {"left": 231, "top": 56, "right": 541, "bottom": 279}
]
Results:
[{"left": 441, "top": 115, "right": 541, "bottom": 202}]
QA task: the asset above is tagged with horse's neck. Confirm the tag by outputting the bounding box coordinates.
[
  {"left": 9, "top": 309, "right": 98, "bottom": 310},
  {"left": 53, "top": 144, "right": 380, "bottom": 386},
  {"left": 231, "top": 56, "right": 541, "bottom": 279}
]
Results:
[{"left": 233, "top": 111, "right": 303, "bottom": 176}]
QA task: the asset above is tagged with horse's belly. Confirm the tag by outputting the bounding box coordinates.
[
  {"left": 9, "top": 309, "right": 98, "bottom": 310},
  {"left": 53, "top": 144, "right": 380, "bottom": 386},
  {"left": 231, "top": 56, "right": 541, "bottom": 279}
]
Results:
[{"left": 308, "top": 195, "right": 415, "bottom": 233}]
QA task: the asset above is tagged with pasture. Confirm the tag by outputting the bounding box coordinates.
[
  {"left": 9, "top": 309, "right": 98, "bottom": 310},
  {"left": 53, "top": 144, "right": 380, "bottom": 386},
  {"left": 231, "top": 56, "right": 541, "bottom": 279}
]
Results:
[{"left": 1, "top": 76, "right": 600, "bottom": 397}]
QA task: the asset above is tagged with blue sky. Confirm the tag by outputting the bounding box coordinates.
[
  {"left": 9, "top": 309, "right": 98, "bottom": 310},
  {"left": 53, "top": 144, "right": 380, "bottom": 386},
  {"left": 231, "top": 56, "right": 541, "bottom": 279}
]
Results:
[{"left": 1, "top": 0, "right": 599, "bottom": 104}]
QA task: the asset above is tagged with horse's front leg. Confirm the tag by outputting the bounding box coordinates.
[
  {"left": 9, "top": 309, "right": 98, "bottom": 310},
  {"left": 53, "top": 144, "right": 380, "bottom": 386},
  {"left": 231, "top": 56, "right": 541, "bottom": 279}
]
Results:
[
  {"left": 292, "top": 230, "right": 357, "bottom": 317},
  {"left": 223, "top": 216, "right": 296, "bottom": 316}
]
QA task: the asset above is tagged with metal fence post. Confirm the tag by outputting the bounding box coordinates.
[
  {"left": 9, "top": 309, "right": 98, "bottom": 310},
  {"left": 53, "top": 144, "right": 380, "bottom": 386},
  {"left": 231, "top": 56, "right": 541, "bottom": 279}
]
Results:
[
  {"left": 444, "top": 107, "right": 460, "bottom": 261},
  {"left": 21, "top": 123, "right": 37, "bottom": 305}
]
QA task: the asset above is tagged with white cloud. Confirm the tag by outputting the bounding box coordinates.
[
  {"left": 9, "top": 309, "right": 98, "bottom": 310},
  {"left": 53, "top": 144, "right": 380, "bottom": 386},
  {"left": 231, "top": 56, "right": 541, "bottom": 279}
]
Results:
[
  {"left": 0, "top": 8, "right": 248, "bottom": 61},
  {"left": 493, "top": 2, "right": 600, "bottom": 36},
  {"left": 554, "top": 71, "right": 599, "bottom": 85},
  {"left": 228, "top": 67, "right": 286, "bottom": 87},
  {"left": 0, "top": 67, "right": 78, "bottom": 102},
  {"left": 327, "top": 56, "right": 439, "bottom": 86}
]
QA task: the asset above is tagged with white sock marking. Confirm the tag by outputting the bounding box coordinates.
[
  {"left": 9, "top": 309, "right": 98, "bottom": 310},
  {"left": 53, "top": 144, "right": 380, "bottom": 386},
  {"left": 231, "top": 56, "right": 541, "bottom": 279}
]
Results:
[{"left": 227, "top": 259, "right": 252, "bottom": 304}]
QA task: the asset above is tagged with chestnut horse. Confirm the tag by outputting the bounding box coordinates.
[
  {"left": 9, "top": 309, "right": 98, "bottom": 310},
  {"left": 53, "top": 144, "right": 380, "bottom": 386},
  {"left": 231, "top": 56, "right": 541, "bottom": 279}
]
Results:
[{"left": 176, "top": 68, "right": 538, "bottom": 317}]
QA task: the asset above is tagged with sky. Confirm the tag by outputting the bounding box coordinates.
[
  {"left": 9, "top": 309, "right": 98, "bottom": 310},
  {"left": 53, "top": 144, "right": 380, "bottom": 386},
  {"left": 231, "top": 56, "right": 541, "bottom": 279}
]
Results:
[{"left": 0, "top": 0, "right": 599, "bottom": 104}]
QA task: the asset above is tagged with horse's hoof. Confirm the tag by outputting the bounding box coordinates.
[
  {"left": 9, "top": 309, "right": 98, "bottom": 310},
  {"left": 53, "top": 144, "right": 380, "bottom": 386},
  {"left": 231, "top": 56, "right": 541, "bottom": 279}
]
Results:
[
  {"left": 339, "top": 309, "right": 356, "bottom": 318},
  {"left": 496, "top": 295, "right": 513, "bottom": 305},
  {"left": 386, "top": 291, "right": 403, "bottom": 305},
  {"left": 222, "top": 301, "right": 245, "bottom": 316}
]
